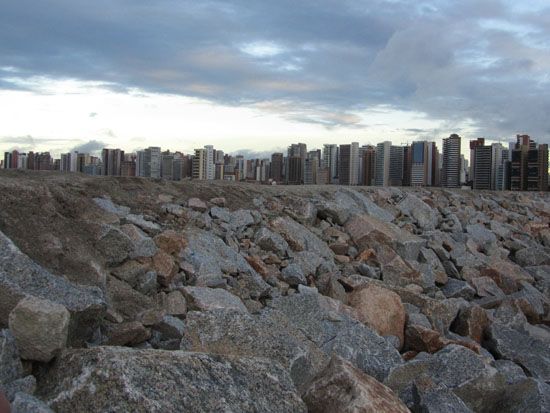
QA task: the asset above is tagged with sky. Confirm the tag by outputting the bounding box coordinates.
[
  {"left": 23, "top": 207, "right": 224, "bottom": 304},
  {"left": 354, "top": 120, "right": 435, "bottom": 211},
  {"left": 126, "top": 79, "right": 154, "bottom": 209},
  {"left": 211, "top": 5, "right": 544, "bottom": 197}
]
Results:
[{"left": 1, "top": 0, "right": 549, "bottom": 158}]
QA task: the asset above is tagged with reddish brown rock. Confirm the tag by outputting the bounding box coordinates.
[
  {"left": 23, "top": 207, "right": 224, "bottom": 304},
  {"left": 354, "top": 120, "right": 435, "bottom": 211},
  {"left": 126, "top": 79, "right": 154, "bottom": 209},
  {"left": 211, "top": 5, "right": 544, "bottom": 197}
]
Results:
[
  {"left": 103, "top": 321, "right": 150, "bottom": 346},
  {"left": 405, "top": 324, "right": 481, "bottom": 354},
  {"left": 303, "top": 355, "right": 410, "bottom": 413},
  {"left": 480, "top": 259, "right": 534, "bottom": 294},
  {"left": 329, "top": 242, "right": 349, "bottom": 255},
  {"left": 334, "top": 255, "right": 350, "bottom": 264},
  {"left": 154, "top": 230, "right": 187, "bottom": 255},
  {"left": 451, "top": 305, "right": 490, "bottom": 343},
  {"left": 348, "top": 283, "right": 406, "bottom": 348},
  {"left": 188, "top": 198, "right": 208, "bottom": 212},
  {"left": 245, "top": 255, "right": 269, "bottom": 277},
  {"left": 152, "top": 250, "right": 178, "bottom": 286}
]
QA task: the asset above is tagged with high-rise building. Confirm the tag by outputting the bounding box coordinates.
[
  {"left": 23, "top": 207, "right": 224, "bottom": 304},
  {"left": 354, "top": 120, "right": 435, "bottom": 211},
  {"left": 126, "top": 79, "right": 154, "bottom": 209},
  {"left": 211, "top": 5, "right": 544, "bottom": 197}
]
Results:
[
  {"left": 389, "top": 145, "right": 404, "bottom": 186},
  {"left": 304, "top": 151, "right": 320, "bottom": 185},
  {"left": 338, "top": 142, "right": 359, "bottom": 186},
  {"left": 161, "top": 153, "right": 174, "bottom": 180},
  {"left": 375, "top": 141, "right": 391, "bottom": 186},
  {"left": 192, "top": 148, "right": 206, "bottom": 180},
  {"left": 473, "top": 145, "right": 492, "bottom": 190},
  {"left": 101, "top": 148, "right": 124, "bottom": 176},
  {"left": 496, "top": 149, "right": 510, "bottom": 191},
  {"left": 204, "top": 145, "right": 215, "bottom": 180},
  {"left": 286, "top": 143, "right": 307, "bottom": 184},
  {"left": 509, "top": 134, "right": 548, "bottom": 191},
  {"left": 359, "top": 145, "right": 376, "bottom": 186},
  {"left": 322, "top": 144, "right": 339, "bottom": 184},
  {"left": 469, "top": 138, "right": 485, "bottom": 183},
  {"left": 270, "top": 153, "right": 284, "bottom": 183},
  {"left": 441, "top": 134, "right": 462, "bottom": 188}
]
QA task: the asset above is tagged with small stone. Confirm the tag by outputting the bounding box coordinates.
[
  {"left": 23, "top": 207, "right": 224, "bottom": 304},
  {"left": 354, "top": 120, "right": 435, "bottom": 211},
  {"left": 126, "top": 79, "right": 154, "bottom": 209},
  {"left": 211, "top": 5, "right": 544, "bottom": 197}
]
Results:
[
  {"left": 154, "top": 230, "right": 187, "bottom": 255},
  {"left": 451, "top": 305, "right": 489, "bottom": 343},
  {"left": 209, "top": 197, "right": 226, "bottom": 207},
  {"left": 152, "top": 315, "right": 185, "bottom": 340},
  {"left": 152, "top": 250, "right": 178, "bottom": 287},
  {"left": 103, "top": 321, "right": 150, "bottom": 346},
  {"left": 281, "top": 264, "right": 307, "bottom": 287},
  {"left": 9, "top": 297, "right": 70, "bottom": 362}
]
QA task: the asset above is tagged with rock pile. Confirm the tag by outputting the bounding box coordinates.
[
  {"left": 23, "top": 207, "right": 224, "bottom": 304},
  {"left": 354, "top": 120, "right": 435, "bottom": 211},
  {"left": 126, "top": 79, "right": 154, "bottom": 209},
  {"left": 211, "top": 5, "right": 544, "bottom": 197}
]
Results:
[{"left": 0, "top": 172, "right": 549, "bottom": 412}]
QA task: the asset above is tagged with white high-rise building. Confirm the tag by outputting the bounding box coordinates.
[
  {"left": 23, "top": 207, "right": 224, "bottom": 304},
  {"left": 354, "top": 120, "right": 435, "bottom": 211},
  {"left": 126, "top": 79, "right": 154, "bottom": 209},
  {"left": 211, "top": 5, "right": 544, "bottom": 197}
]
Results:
[
  {"left": 375, "top": 141, "right": 391, "bottom": 186},
  {"left": 204, "top": 145, "right": 215, "bottom": 180}
]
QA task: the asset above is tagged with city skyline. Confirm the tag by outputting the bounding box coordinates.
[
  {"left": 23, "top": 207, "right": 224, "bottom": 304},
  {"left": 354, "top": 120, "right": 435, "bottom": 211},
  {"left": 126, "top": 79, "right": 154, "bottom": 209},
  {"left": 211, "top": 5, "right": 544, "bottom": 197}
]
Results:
[{"left": 1, "top": 1, "right": 549, "bottom": 156}]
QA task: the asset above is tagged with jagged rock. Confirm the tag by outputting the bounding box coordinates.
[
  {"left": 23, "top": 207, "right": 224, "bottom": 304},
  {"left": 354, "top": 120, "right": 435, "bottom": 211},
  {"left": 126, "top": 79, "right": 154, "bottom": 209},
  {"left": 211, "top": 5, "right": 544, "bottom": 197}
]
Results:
[
  {"left": 484, "top": 323, "right": 550, "bottom": 382},
  {"left": 152, "top": 315, "right": 185, "bottom": 340},
  {"left": 511, "top": 280, "right": 549, "bottom": 323},
  {"left": 111, "top": 260, "right": 148, "bottom": 287},
  {"left": 158, "top": 291, "right": 187, "bottom": 318},
  {"left": 470, "top": 276, "right": 505, "bottom": 298},
  {"left": 515, "top": 246, "right": 550, "bottom": 267},
  {"left": 182, "top": 309, "right": 328, "bottom": 392},
  {"left": 93, "top": 197, "right": 130, "bottom": 218},
  {"left": 153, "top": 230, "right": 187, "bottom": 255},
  {"left": 152, "top": 250, "right": 178, "bottom": 286},
  {"left": 2, "top": 375, "right": 36, "bottom": 403},
  {"left": 254, "top": 227, "right": 289, "bottom": 256},
  {"left": 303, "top": 355, "right": 409, "bottom": 413},
  {"left": 341, "top": 188, "right": 395, "bottom": 222},
  {"left": 209, "top": 197, "right": 226, "bottom": 207},
  {"left": 181, "top": 229, "right": 269, "bottom": 291},
  {"left": 480, "top": 259, "right": 534, "bottom": 294},
  {"left": 11, "top": 392, "right": 54, "bottom": 413},
  {"left": 36, "top": 347, "right": 306, "bottom": 412},
  {"left": 281, "top": 263, "right": 307, "bottom": 286},
  {"left": 103, "top": 321, "right": 150, "bottom": 346},
  {"left": 266, "top": 289, "right": 403, "bottom": 381},
  {"left": 348, "top": 283, "right": 406, "bottom": 348},
  {"left": 411, "top": 376, "right": 473, "bottom": 413},
  {"left": 9, "top": 296, "right": 70, "bottom": 362},
  {"left": 187, "top": 197, "right": 208, "bottom": 212},
  {"left": 120, "top": 224, "right": 158, "bottom": 259},
  {"left": 385, "top": 345, "right": 494, "bottom": 408},
  {"left": 465, "top": 224, "right": 497, "bottom": 253},
  {"left": 0, "top": 329, "right": 23, "bottom": 386},
  {"left": 106, "top": 275, "right": 155, "bottom": 320},
  {"left": 161, "top": 203, "right": 185, "bottom": 216},
  {"left": 345, "top": 214, "right": 425, "bottom": 261},
  {"left": 183, "top": 286, "right": 248, "bottom": 313},
  {"left": 441, "top": 278, "right": 476, "bottom": 300},
  {"left": 270, "top": 216, "right": 334, "bottom": 259},
  {"left": 451, "top": 305, "right": 489, "bottom": 343},
  {"left": 96, "top": 226, "right": 133, "bottom": 264},
  {"left": 397, "top": 193, "right": 438, "bottom": 231},
  {"left": 125, "top": 214, "right": 161, "bottom": 233}
]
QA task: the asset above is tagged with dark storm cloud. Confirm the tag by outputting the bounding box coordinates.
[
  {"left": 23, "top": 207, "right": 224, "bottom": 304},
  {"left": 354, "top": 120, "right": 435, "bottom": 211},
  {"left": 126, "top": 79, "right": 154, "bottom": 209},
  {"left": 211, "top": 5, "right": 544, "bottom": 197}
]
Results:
[{"left": 1, "top": 0, "right": 549, "bottom": 138}]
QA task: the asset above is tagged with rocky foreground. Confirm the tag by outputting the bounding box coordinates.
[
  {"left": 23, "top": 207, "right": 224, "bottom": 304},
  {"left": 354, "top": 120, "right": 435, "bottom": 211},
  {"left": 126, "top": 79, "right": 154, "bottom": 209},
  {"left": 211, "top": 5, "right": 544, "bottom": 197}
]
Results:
[{"left": 0, "top": 170, "right": 549, "bottom": 412}]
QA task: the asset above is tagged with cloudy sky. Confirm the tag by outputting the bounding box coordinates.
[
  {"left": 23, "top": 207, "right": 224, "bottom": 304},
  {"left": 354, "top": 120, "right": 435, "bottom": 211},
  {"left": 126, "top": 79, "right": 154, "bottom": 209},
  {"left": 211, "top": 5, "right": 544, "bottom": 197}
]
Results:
[{"left": 1, "top": 0, "right": 549, "bottom": 157}]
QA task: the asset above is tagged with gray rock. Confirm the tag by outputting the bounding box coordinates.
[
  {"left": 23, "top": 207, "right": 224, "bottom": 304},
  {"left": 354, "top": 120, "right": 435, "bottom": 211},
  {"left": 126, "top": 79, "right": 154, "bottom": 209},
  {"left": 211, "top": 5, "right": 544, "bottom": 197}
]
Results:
[
  {"left": 1, "top": 375, "right": 37, "bottom": 402},
  {"left": 281, "top": 263, "right": 307, "bottom": 286},
  {"left": 161, "top": 203, "right": 185, "bottom": 216},
  {"left": 266, "top": 290, "right": 403, "bottom": 381},
  {"left": 254, "top": 227, "right": 289, "bottom": 256},
  {"left": 291, "top": 250, "right": 336, "bottom": 276},
  {"left": 125, "top": 214, "right": 161, "bottom": 233},
  {"left": 270, "top": 216, "right": 334, "bottom": 260},
  {"left": 93, "top": 197, "right": 130, "bottom": 218},
  {"left": 152, "top": 315, "right": 185, "bottom": 340},
  {"left": 515, "top": 247, "right": 550, "bottom": 267},
  {"left": 485, "top": 323, "right": 550, "bottom": 382},
  {"left": 412, "top": 380, "right": 473, "bottom": 413},
  {"left": 396, "top": 193, "right": 438, "bottom": 231},
  {"left": 181, "top": 229, "right": 268, "bottom": 291},
  {"left": 11, "top": 392, "right": 54, "bottom": 413},
  {"left": 441, "top": 278, "right": 476, "bottom": 300},
  {"left": 183, "top": 286, "right": 248, "bottom": 313},
  {"left": 120, "top": 224, "right": 158, "bottom": 259},
  {"left": 36, "top": 347, "right": 306, "bottom": 412},
  {"left": 9, "top": 296, "right": 70, "bottom": 362},
  {"left": 0, "top": 329, "right": 23, "bottom": 385},
  {"left": 385, "top": 345, "right": 494, "bottom": 407},
  {"left": 182, "top": 309, "right": 328, "bottom": 393},
  {"left": 0, "top": 231, "right": 106, "bottom": 346},
  {"left": 211, "top": 207, "right": 255, "bottom": 230},
  {"left": 187, "top": 197, "right": 208, "bottom": 212},
  {"left": 341, "top": 188, "right": 395, "bottom": 222},
  {"left": 465, "top": 224, "right": 497, "bottom": 253},
  {"left": 96, "top": 226, "right": 134, "bottom": 264}
]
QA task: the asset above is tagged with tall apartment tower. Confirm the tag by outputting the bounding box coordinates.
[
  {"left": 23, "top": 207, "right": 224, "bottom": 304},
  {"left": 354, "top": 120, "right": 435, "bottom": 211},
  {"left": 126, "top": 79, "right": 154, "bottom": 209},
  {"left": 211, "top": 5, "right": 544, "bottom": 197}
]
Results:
[
  {"left": 338, "top": 142, "right": 359, "bottom": 186},
  {"left": 322, "top": 144, "right": 339, "bottom": 184},
  {"left": 359, "top": 145, "right": 376, "bottom": 186},
  {"left": 270, "top": 153, "right": 284, "bottom": 183},
  {"left": 375, "top": 141, "right": 391, "bottom": 186},
  {"left": 204, "top": 145, "right": 215, "bottom": 180},
  {"left": 389, "top": 145, "right": 404, "bottom": 186},
  {"left": 511, "top": 135, "right": 549, "bottom": 191},
  {"left": 286, "top": 143, "right": 307, "bottom": 184},
  {"left": 101, "top": 148, "right": 124, "bottom": 176},
  {"left": 304, "top": 151, "right": 320, "bottom": 185},
  {"left": 441, "top": 134, "right": 462, "bottom": 188},
  {"left": 469, "top": 138, "right": 485, "bottom": 183},
  {"left": 473, "top": 145, "right": 492, "bottom": 190},
  {"left": 192, "top": 148, "right": 205, "bottom": 180}
]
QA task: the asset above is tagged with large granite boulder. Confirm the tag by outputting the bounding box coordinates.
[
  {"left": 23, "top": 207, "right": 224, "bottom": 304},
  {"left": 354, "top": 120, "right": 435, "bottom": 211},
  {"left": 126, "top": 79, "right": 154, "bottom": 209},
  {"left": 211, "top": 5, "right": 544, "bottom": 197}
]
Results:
[
  {"left": 182, "top": 309, "right": 328, "bottom": 392},
  {"left": 36, "top": 347, "right": 306, "bottom": 412},
  {"left": 0, "top": 231, "right": 106, "bottom": 346}
]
